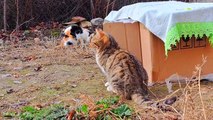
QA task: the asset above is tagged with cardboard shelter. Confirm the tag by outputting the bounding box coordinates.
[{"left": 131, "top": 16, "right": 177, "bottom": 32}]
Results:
[{"left": 104, "top": 22, "right": 213, "bottom": 84}]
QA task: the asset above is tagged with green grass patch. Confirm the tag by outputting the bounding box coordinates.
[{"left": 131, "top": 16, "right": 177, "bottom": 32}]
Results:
[
  {"left": 75, "top": 96, "right": 133, "bottom": 120},
  {"left": 3, "top": 96, "right": 134, "bottom": 120},
  {"left": 19, "top": 104, "right": 68, "bottom": 120},
  {"left": 3, "top": 111, "right": 17, "bottom": 118}
]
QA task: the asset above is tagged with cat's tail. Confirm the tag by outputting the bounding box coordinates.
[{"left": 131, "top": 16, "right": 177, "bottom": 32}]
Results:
[
  {"left": 131, "top": 93, "right": 177, "bottom": 107},
  {"left": 131, "top": 93, "right": 150, "bottom": 105}
]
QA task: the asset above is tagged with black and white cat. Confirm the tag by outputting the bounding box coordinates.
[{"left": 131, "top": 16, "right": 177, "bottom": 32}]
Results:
[{"left": 61, "top": 24, "right": 93, "bottom": 49}]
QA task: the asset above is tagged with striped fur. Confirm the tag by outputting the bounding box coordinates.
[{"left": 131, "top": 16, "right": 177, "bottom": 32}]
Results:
[{"left": 90, "top": 29, "right": 148, "bottom": 104}]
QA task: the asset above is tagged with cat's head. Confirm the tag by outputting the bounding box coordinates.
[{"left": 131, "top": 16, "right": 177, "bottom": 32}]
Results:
[
  {"left": 61, "top": 25, "right": 82, "bottom": 46},
  {"left": 89, "top": 29, "right": 119, "bottom": 51}
]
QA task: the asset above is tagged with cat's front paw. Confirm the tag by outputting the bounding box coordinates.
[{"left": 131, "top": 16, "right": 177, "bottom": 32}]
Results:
[
  {"left": 107, "top": 85, "right": 113, "bottom": 91},
  {"left": 105, "top": 82, "right": 110, "bottom": 86}
]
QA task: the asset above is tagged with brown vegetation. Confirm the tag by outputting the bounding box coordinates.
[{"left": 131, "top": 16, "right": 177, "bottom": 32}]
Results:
[
  {"left": 0, "top": 0, "right": 189, "bottom": 30},
  {"left": 0, "top": 38, "right": 212, "bottom": 119}
]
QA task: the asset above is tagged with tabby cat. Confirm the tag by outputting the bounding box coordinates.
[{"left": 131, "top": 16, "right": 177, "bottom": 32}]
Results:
[{"left": 89, "top": 29, "right": 149, "bottom": 105}]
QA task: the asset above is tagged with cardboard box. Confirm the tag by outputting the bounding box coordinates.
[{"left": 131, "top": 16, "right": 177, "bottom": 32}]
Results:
[
  {"left": 104, "top": 22, "right": 213, "bottom": 84},
  {"left": 104, "top": 22, "right": 142, "bottom": 63}
]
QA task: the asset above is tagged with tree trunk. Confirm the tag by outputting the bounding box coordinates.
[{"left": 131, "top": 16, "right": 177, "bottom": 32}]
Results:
[
  {"left": 16, "top": 0, "right": 19, "bottom": 29},
  {"left": 90, "top": 0, "right": 94, "bottom": 18},
  {"left": 105, "top": 0, "right": 111, "bottom": 17},
  {"left": 3, "top": 0, "right": 7, "bottom": 31}
]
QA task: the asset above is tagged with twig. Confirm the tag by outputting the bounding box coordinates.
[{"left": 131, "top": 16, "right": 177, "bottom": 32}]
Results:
[
  {"left": 10, "top": 18, "right": 34, "bottom": 35},
  {"left": 105, "top": 0, "right": 111, "bottom": 16},
  {"left": 182, "top": 91, "right": 188, "bottom": 120},
  {"left": 181, "top": 55, "right": 207, "bottom": 120},
  {"left": 190, "top": 55, "right": 207, "bottom": 80},
  {"left": 198, "top": 67, "right": 207, "bottom": 120},
  {"left": 147, "top": 87, "right": 159, "bottom": 99},
  {"left": 109, "top": 110, "right": 123, "bottom": 120},
  {"left": 136, "top": 112, "right": 142, "bottom": 120},
  {"left": 165, "top": 104, "right": 182, "bottom": 118},
  {"left": 156, "top": 89, "right": 180, "bottom": 103}
]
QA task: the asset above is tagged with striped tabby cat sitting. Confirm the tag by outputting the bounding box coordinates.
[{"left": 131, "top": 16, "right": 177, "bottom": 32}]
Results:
[{"left": 89, "top": 29, "right": 149, "bottom": 105}]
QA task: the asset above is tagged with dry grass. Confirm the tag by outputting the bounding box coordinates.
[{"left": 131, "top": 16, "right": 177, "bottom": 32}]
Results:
[
  {"left": 0, "top": 40, "right": 212, "bottom": 120},
  {"left": 128, "top": 55, "right": 212, "bottom": 120},
  {"left": 67, "top": 54, "right": 212, "bottom": 120},
  {"left": 176, "top": 56, "right": 210, "bottom": 120}
]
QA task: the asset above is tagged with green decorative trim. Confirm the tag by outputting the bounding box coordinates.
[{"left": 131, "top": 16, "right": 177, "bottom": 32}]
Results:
[{"left": 165, "top": 22, "right": 213, "bottom": 55}]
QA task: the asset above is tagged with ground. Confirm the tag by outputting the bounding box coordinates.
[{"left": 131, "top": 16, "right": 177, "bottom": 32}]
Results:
[{"left": 0, "top": 40, "right": 212, "bottom": 119}]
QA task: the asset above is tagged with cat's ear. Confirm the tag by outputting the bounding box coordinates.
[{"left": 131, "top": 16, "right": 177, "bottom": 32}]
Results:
[
  {"left": 95, "top": 29, "right": 110, "bottom": 50},
  {"left": 95, "top": 29, "right": 107, "bottom": 41},
  {"left": 95, "top": 28, "right": 103, "bottom": 33},
  {"left": 95, "top": 29, "right": 101, "bottom": 38},
  {"left": 95, "top": 28, "right": 105, "bottom": 38}
]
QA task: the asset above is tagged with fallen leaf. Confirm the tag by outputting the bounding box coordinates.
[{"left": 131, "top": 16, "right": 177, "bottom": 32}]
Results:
[
  {"left": 164, "top": 112, "right": 178, "bottom": 120},
  {"left": 0, "top": 67, "right": 5, "bottom": 72},
  {"left": 1, "top": 74, "right": 12, "bottom": 78},
  {"left": 52, "top": 85, "right": 61, "bottom": 90},
  {"left": 3, "top": 112, "right": 17, "bottom": 118},
  {"left": 22, "top": 55, "right": 37, "bottom": 62},
  {"left": 25, "top": 73, "right": 36, "bottom": 77},
  {"left": 34, "top": 65, "right": 42, "bottom": 72},
  {"left": 13, "top": 72, "right": 20, "bottom": 78},
  {"left": 67, "top": 110, "right": 76, "bottom": 120},
  {"left": 13, "top": 67, "right": 23, "bottom": 70},
  {"left": 13, "top": 80, "right": 22, "bottom": 84},
  {"left": 34, "top": 104, "right": 43, "bottom": 110},
  {"left": 164, "top": 96, "right": 177, "bottom": 105},
  {"left": 71, "top": 84, "right": 77, "bottom": 88},
  {"left": 83, "top": 55, "right": 93, "bottom": 59},
  {"left": 0, "top": 94, "right": 4, "bottom": 97},
  {"left": 6, "top": 89, "right": 15, "bottom": 94},
  {"left": 34, "top": 37, "right": 41, "bottom": 44},
  {"left": 11, "top": 100, "right": 29, "bottom": 108}
]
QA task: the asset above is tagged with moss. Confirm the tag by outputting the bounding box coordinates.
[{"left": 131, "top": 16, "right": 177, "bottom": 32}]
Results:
[
  {"left": 19, "top": 69, "right": 31, "bottom": 76},
  {"left": 50, "top": 29, "right": 61, "bottom": 37},
  {"left": 6, "top": 78, "right": 14, "bottom": 85}
]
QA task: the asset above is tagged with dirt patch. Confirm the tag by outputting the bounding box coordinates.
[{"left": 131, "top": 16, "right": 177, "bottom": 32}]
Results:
[
  {"left": 0, "top": 41, "right": 108, "bottom": 112},
  {"left": 0, "top": 40, "right": 213, "bottom": 119}
]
